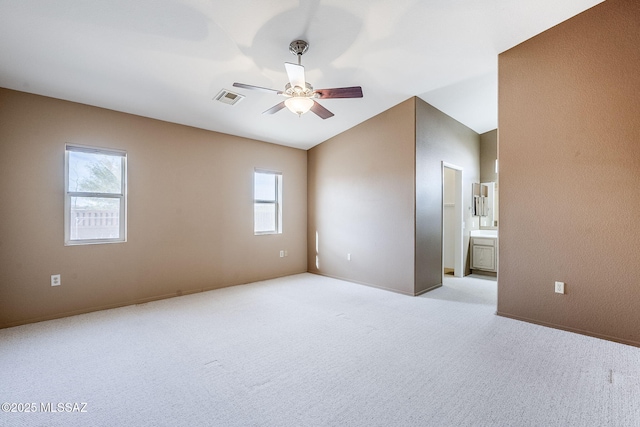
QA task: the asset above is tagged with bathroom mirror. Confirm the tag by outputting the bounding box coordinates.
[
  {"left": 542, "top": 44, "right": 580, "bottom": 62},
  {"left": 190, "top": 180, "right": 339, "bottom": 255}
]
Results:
[
  {"left": 472, "top": 183, "right": 488, "bottom": 217},
  {"left": 473, "top": 182, "right": 497, "bottom": 228}
]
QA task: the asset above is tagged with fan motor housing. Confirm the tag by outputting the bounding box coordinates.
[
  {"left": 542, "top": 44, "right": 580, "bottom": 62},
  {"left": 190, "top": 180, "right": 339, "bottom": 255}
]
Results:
[
  {"left": 284, "top": 82, "right": 314, "bottom": 98},
  {"left": 289, "top": 40, "right": 309, "bottom": 56}
]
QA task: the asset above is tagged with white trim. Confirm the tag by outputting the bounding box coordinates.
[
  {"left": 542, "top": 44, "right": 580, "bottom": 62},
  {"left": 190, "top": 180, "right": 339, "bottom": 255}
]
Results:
[
  {"left": 253, "top": 169, "right": 283, "bottom": 235},
  {"left": 64, "top": 144, "right": 127, "bottom": 246},
  {"left": 442, "top": 162, "right": 464, "bottom": 278},
  {"left": 65, "top": 143, "right": 126, "bottom": 157}
]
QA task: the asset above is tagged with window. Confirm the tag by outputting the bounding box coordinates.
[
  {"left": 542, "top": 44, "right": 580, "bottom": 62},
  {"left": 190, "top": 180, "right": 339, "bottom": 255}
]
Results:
[
  {"left": 254, "top": 170, "right": 282, "bottom": 235},
  {"left": 64, "top": 144, "right": 127, "bottom": 245}
]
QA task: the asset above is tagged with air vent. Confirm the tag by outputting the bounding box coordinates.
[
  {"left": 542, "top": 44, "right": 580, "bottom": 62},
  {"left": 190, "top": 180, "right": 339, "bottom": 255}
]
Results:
[{"left": 214, "top": 89, "right": 244, "bottom": 106}]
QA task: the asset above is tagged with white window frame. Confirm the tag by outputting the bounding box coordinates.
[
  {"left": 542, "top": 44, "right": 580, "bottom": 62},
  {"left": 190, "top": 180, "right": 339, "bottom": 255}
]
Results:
[
  {"left": 254, "top": 169, "right": 283, "bottom": 235},
  {"left": 64, "top": 144, "right": 127, "bottom": 245}
]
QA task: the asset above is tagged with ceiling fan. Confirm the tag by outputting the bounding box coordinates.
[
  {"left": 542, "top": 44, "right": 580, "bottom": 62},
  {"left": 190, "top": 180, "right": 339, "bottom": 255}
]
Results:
[{"left": 233, "top": 40, "right": 363, "bottom": 119}]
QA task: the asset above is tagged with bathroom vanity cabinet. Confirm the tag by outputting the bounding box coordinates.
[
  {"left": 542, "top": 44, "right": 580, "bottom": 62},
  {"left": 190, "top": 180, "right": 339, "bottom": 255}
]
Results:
[{"left": 471, "top": 237, "right": 497, "bottom": 272}]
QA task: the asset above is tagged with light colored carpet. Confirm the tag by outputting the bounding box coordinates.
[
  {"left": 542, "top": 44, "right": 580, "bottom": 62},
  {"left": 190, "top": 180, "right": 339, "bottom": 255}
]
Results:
[{"left": 0, "top": 273, "right": 638, "bottom": 426}]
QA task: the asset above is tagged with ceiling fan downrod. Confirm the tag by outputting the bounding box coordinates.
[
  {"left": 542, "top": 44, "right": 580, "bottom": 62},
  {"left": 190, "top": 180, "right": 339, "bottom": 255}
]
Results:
[{"left": 289, "top": 40, "right": 309, "bottom": 65}]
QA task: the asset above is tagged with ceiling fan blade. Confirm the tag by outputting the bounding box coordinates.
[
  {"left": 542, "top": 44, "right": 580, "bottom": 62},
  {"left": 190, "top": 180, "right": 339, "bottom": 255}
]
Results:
[
  {"left": 262, "top": 101, "right": 287, "bottom": 115},
  {"left": 315, "top": 86, "right": 363, "bottom": 99},
  {"left": 310, "top": 101, "right": 334, "bottom": 119},
  {"left": 284, "top": 62, "right": 306, "bottom": 89},
  {"left": 233, "top": 82, "right": 282, "bottom": 95}
]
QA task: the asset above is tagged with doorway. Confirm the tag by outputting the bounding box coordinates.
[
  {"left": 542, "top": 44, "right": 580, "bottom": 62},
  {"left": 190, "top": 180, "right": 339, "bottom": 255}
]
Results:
[{"left": 442, "top": 162, "right": 463, "bottom": 278}]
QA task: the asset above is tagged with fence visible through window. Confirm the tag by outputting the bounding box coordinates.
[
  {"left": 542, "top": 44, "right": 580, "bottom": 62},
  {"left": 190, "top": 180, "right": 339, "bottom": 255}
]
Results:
[
  {"left": 254, "top": 170, "right": 282, "bottom": 235},
  {"left": 254, "top": 203, "right": 277, "bottom": 233},
  {"left": 65, "top": 144, "right": 127, "bottom": 245},
  {"left": 69, "top": 210, "right": 120, "bottom": 240}
]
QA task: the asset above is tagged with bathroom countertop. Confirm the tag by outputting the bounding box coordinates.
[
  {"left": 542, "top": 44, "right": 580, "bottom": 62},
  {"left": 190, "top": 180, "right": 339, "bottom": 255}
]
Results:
[{"left": 470, "top": 229, "right": 498, "bottom": 238}]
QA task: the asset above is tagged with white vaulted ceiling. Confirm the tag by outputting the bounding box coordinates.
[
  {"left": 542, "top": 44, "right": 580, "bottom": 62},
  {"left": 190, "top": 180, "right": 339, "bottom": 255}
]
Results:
[{"left": 0, "top": 0, "right": 603, "bottom": 150}]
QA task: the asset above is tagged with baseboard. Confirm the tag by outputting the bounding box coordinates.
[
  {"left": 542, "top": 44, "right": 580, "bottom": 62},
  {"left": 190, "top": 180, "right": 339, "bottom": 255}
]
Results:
[
  {"left": 470, "top": 270, "right": 497, "bottom": 278},
  {"left": 307, "top": 271, "right": 416, "bottom": 296},
  {"left": 0, "top": 271, "right": 307, "bottom": 330},
  {"left": 415, "top": 283, "right": 443, "bottom": 296},
  {"left": 496, "top": 311, "right": 640, "bottom": 348},
  {"left": 1, "top": 294, "right": 184, "bottom": 330}
]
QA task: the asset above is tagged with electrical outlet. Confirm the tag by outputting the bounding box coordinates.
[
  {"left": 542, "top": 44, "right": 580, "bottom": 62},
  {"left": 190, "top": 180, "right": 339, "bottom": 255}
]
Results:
[
  {"left": 347, "top": 253, "right": 351, "bottom": 261},
  {"left": 555, "top": 281, "right": 565, "bottom": 294},
  {"left": 51, "top": 274, "right": 61, "bottom": 287},
  {"left": 279, "top": 250, "right": 284, "bottom": 258}
]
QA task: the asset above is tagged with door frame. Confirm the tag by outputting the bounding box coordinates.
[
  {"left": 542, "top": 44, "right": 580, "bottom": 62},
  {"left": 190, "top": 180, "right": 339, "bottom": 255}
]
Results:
[{"left": 442, "top": 162, "right": 464, "bottom": 278}]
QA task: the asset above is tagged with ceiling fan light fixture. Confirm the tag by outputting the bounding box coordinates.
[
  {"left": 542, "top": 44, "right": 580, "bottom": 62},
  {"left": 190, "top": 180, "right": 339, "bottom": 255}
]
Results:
[{"left": 285, "top": 97, "right": 314, "bottom": 116}]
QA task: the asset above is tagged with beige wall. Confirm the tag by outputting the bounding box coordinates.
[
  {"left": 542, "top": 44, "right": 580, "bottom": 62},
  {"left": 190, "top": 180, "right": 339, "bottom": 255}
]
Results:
[
  {"left": 307, "top": 99, "right": 416, "bottom": 295},
  {"left": 0, "top": 89, "right": 307, "bottom": 328},
  {"left": 480, "top": 130, "right": 497, "bottom": 183},
  {"left": 498, "top": 0, "right": 640, "bottom": 346},
  {"left": 415, "top": 99, "right": 480, "bottom": 290},
  {"left": 480, "top": 129, "right": 498, "bottom": 228},
  {"left": 308, "top": 97, "right": 481, "bottom": 295}
]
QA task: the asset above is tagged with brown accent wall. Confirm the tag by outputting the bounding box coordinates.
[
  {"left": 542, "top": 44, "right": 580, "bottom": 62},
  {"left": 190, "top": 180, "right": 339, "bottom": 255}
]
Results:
[
  {"left": 307, "top": 99, "right": 416, "bottom": 295},
  {"left": 0, "top": 88, "right": 307, "bottom": 328},
  {"left": 415, "top": 99, "right": 480, "bottom": 291},
  {"left": 498, "top": 0, "right": 640, "bottom": 346}
]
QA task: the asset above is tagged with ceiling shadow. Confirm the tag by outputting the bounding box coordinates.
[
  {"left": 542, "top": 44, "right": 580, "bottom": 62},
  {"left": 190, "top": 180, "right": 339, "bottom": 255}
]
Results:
[
  {"left": 239, "top": 2, "right": 362, "bottom": 75},
  {"left": 26, "top": 0, "right": 210, "bottom": 41}
]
